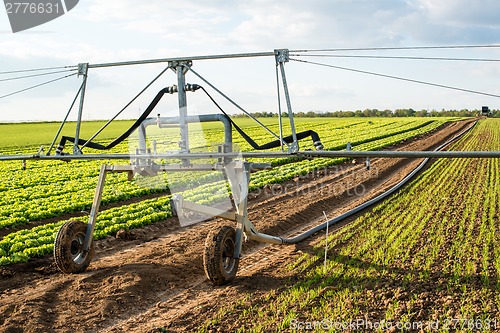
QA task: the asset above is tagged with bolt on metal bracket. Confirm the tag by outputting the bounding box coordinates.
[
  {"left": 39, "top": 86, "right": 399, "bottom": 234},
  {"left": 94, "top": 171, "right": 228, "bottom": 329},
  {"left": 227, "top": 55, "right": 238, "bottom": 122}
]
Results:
[
  {"left": 168, "top": 60, "right": 193, "bottom": 74},
  {"left": 77, "top": 63, "right": 88, "bottom": 77},
  {"left": 274, "top": 49, "right": 290, "bottom": 63}
]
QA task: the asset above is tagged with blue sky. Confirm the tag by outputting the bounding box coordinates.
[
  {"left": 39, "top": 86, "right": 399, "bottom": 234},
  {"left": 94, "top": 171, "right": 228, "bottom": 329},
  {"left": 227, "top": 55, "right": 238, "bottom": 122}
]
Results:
[{"left": 1, "top": 0, "right": 500, "bottom": 121}]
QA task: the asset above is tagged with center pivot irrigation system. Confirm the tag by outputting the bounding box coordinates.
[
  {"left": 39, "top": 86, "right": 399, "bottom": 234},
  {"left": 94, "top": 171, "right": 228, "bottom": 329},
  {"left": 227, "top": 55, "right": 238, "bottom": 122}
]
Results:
[{"left": 2, "top": 47, "right": 500, "bottom": 285}]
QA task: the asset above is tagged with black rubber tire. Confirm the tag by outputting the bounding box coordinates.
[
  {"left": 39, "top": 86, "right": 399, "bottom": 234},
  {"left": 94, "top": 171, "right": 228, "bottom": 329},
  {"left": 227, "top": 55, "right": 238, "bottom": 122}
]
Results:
[
  {"left": 54, "top": 220, "right": 94, "bottom": 274},
  {"left": 203, "top": 226, "right": 239, "bottom": 286}
]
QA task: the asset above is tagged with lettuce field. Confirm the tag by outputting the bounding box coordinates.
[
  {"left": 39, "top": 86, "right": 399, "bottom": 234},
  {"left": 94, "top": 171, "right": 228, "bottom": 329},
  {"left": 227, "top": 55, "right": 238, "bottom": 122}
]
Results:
[{"left": 0, "top": 117, "right": 463, "bottom": 266}]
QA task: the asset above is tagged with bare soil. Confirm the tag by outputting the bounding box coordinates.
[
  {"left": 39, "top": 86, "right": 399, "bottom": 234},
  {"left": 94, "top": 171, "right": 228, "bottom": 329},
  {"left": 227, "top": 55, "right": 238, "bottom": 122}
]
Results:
[{"left": 0, "top": 119, "right": 475, "bottom": 333}]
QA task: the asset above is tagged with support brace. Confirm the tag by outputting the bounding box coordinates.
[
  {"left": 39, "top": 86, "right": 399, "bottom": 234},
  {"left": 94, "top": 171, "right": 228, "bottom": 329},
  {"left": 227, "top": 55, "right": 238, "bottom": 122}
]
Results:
[{"left": 171, "top": 160, "right": 285, "bottom": 260}]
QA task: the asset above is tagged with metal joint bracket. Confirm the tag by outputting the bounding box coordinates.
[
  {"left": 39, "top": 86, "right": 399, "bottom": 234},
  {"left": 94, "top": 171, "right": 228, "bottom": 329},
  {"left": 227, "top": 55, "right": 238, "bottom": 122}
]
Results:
[
  {"left": 289, "top": 142, "right": 299, "bottom": 154},
  {"left": 77, "top": 63, "right": 88, "bottom": 77},
  {"left": 274, "top": 49, "right": 290, "bottom": 63},
  {"left": 132, "top": 148, "right": 154, "bottom": 167},
  {"left": 168, "top": 60, "right": 193, "bottom": 74}
]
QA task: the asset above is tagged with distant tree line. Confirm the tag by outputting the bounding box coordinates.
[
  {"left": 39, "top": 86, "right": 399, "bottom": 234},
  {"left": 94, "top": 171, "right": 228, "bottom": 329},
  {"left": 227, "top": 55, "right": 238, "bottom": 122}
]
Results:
[{"left": 233, "top": 108, "right": 500, "bottom": 118}]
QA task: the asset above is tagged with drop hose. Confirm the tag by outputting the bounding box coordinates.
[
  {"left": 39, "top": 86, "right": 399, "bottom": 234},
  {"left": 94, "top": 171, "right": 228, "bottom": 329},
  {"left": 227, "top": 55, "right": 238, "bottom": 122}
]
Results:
[{"left": 279, "top": 120, "right": 477, "bottom": 244}]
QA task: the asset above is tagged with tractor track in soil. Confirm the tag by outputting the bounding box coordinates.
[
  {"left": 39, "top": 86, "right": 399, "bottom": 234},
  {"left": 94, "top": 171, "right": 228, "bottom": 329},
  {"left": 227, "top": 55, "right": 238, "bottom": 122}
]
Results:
[{"left": 0, "top": 119, "right": 474, "bottom": 333}]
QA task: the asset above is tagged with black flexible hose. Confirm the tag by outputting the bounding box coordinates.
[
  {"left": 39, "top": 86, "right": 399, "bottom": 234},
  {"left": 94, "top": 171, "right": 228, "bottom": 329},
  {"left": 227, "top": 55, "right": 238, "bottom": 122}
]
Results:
[
  {"left": 199, "top": 86, "right": 324, "bottom": 150},
  {"left": 280, "top": 120, "right": 477, "bottom": 244},
  {"left": 56, "top": 84, "right": 324, "bottom": 154},
  {"left": 56, "top": 87, "right": 173, "bottom": 153}
]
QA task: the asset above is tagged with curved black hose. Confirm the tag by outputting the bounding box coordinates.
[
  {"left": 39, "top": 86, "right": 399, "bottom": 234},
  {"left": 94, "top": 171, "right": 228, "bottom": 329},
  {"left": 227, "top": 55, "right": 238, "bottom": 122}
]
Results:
[
  {"left": 56, "top": 87, "right": 172, "bottom": 153},
  {"left": 280, "top": 120, "right": 477, "bottom": 244},
  {"left": 199, "top": 86, "right": 323, "bottom": 150}
]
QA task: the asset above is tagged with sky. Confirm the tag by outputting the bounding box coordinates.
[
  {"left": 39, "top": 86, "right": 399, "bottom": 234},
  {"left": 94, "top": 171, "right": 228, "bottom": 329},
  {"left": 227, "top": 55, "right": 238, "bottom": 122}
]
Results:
[{"left": 1, "top": 0, "right": 500, "bottom": 122}]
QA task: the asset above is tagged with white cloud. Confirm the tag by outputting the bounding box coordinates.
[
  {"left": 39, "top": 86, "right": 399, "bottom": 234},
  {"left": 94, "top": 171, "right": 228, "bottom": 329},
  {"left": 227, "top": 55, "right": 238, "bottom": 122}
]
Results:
[
  {"left": 2, "top": 0, "right": 500, "bottom": 122},
  {"left": 417, "top": 0, "right": 500, "bottom": 26},
  {"left": 401, "top": 0, "right": 500, "bottom": 43}
]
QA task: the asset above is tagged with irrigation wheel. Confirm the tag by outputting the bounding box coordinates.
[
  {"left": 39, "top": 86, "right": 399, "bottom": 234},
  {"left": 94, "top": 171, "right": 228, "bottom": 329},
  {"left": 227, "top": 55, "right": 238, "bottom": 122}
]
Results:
[
  {"left": 54, "top": 220, "right": 94, "bottom": 273},
  {"left": 203, "top": 225, "right": 239, "bottom": 285}
]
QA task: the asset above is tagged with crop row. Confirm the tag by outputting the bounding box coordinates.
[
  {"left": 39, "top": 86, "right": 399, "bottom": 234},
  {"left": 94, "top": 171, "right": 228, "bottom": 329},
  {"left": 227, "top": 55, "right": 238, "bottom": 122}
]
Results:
[
  {"left": 196, "top": 118, "right": 500, "bottom": 332},
  {"left": 0, "top": 195, "right": 173, "bottom": 265}
]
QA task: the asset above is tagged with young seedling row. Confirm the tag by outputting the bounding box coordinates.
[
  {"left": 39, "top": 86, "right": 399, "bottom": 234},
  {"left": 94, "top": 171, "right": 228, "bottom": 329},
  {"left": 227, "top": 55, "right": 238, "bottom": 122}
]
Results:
[{"left": 198, "top": 118, "right": 500, "bottom": 332}]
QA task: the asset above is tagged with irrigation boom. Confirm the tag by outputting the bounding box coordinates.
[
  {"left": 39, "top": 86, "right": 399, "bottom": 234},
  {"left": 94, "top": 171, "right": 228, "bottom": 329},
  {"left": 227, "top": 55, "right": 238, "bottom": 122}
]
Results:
[{"left": 1, "top": 150, "right": 500, "bottom": 162}]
